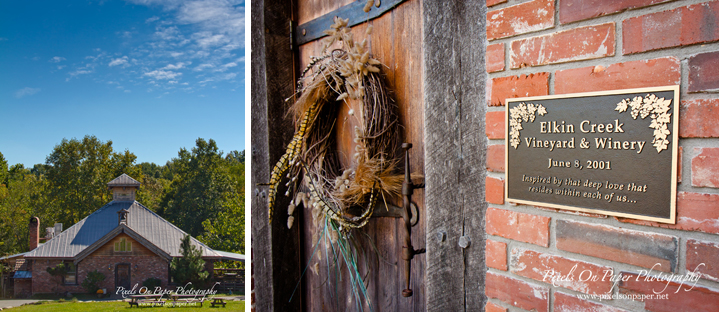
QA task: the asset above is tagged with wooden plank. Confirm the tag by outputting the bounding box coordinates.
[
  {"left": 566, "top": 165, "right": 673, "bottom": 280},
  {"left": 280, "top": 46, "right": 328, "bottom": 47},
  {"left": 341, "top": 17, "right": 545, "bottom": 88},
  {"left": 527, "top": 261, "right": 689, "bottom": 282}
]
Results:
[
  {"left": 295, "top": 0, "right": 408, "bottom": 45},
  {"left": 423, "top": 1, "right": 487, "bottom": 311},
  {"left": 298, "top": 0, "right": 353, "bottom": 25},
  {"left": 390, "top": 1, "right": 425, "bottom": 311},
  {"left": 251, "top": 1, "right": 303, "bottom": 311},
  {"left": 369, "top": 10, "right": 399, "bottom": 312}
]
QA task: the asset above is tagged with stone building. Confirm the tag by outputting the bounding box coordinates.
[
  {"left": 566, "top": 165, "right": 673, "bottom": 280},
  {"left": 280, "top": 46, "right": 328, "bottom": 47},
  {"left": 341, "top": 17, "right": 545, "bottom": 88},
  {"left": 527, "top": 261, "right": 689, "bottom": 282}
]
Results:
[{"left": 11, "top": 174, "right": 237, "bottom": 297}]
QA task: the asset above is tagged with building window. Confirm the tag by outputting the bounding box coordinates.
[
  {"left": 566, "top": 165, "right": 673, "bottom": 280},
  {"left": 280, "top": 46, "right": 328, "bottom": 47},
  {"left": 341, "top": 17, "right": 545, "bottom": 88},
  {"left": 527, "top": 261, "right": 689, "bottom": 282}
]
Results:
[
  {"left": 63, "top": 261, "right": 77, "bottom": 285},
  {"left": 114, "top": 238, "right": 132, "bottom": 252}
]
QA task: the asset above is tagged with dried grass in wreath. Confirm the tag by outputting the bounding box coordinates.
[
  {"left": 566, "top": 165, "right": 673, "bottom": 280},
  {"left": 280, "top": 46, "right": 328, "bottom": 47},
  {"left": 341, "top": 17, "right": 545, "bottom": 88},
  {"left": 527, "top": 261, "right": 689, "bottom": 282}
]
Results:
[
  {"left": 266, "top": 16, "right": 404, "bottom": 233},
  {"left": 264, "top": 14, "right": 409, "bottom": 311}
]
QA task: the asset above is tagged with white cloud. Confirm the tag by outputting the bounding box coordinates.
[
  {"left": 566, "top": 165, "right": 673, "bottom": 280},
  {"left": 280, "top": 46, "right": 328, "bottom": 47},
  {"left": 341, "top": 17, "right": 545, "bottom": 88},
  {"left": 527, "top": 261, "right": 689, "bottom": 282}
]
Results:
[
  {"left": 119, "top": 0, "right": 244, "bottom": 91},
  {"left": 119, "top": 31, "right": 133, "bottom": 39},
  {"left": 57, "top": 65, "right": 66, "bottom": 70},
  {"left": 221, "top": 73, "right": 237, "bottom": 80},
  {"left": 68, "top": 69, "right": 93, "bottom": 78},
  {"left": 0, "top": 37, "right": 7, "bottom": 41},
  {"left": 214, "top": 61, "right": 237, "bottom": 72},
  {"left": 124, "top": 90, "right": 131, "bottom": 93},
  {"left": 193, "top": 32, "right": 228, "bottom": 49},
  {"left": 49, "top": 56, "right": 66, "bottom": 63},
  {"left": 154, "top": 26, "right": 181, "bottom": 41},
  {"left": 194, "top": 63, "right": 214, "bottom": 71},
  {"left": 144, "top": 69, "right": 182, "bottom": 80},
  {"left": 109, "top": 56, "right": 129, "bottom": 67},
  {"left": 127, "top": 0, "right": 244, "bottom": 49},
  {"left": 162, "top": 62, "right": 188, "bottom": 70},
  {"left": 15, "top": 87, "right": 40, "bottom": 98}
]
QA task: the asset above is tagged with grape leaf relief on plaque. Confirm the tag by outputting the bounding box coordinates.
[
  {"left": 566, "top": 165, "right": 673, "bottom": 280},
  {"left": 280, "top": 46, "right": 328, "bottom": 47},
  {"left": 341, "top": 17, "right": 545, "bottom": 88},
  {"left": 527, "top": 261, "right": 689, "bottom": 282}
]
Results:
[
  {"left": 509, "top": 103, "right": 547, "bottom": 149},
  {"left": 615, "top": 94, "right": 672, "bottom": 153}
]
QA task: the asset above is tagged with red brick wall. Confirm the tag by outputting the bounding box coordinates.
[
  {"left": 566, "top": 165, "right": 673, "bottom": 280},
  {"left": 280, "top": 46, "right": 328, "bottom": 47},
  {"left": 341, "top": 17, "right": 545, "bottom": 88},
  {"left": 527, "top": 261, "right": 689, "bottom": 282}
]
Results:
[
  {"left": 14, "top": 279, "right": 32, "bottom": 298},
  {"left": 31, "top": 256, "right": 169, "bottom": 295},
  {"left": 30, "top": 235, "right": 171, "bottom": 295},
  {"left": 485, "top": 1, "right": 719, "bottom": 311}
]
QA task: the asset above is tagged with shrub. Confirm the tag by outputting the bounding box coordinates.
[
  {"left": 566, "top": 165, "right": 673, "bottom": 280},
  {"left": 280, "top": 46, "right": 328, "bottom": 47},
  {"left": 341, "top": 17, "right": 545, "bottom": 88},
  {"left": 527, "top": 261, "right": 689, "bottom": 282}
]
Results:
[
  {"left": 81, "top": 270, "right": 106, "bottom": 294},
  {"left": 46, "top": 263, "right": 70, "bottom": 294},
  {"left": 143, "top": 277, "right": 162, "bottom": 291}
]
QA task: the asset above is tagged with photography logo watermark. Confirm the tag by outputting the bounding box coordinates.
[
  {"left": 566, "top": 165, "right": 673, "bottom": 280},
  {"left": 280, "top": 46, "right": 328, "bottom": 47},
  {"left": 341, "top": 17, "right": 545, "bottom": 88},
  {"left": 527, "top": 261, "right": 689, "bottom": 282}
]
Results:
[
  {"left": 541, "top": 262, "right": 705, "bottom": 298},
  {"left": 116, "top": 281, "right": 220, "bottom": 305}
]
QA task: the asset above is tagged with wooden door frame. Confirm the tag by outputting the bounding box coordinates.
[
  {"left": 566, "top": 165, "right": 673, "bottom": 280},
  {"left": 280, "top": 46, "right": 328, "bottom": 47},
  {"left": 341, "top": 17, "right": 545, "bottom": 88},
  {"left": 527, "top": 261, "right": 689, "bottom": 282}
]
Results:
[
  {"left": 423, "top": 2, "right": 488, "bottom": 311},
  {"left": 115, "top": 263, "right": 131, "bottom": 290},
  {"left": 251, "top": 1, "right": 488, "bottom": 311}
]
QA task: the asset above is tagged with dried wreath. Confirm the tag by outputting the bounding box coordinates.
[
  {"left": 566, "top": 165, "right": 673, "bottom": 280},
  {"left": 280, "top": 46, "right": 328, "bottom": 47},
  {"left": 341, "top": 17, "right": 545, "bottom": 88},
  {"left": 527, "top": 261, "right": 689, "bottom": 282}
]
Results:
[
  {"left": 262, "top": 14, "right": 406, "bottom": 308},
  {"left": 265, "top": 16, "right": 404, "bottom": 235}
]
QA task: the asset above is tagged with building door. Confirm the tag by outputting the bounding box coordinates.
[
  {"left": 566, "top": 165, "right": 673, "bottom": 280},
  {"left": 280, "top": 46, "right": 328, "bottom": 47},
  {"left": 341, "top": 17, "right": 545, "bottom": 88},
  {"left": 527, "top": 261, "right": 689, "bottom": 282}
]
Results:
[{"left": 115, "top": 264, "right": 131, "bottom": 290}]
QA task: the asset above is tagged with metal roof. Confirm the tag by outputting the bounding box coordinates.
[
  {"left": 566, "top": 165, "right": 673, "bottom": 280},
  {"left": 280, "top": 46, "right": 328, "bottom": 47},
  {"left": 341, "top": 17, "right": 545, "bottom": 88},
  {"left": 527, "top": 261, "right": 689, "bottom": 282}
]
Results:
[
  {"left": 107, "top": 174, "right": 141, "bottom": 187},
  {"left": 214, "top": 250, "right": 245, "bottom": 262},
  {"left": 0, "top": 252, "right": 27, "bottom": 261},
  {"left": 13, "top": 271, "right": 31, "bottom": 279},
  {"left": 25, "top": 201, "right": 220, "bottom": 259}
]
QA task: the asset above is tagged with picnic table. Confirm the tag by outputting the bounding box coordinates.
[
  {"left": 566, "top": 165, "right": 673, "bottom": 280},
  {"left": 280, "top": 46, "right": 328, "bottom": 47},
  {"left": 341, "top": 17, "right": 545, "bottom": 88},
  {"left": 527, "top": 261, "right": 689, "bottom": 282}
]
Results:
[
  {"left": 210, "top": 296, "right": 233, "bottom": 307},
  {"left": 128, "top": 294, "right": 165, "bottom": 307},
  {"left": 168, "top": 294, "right": 206, "bottom": 307}
]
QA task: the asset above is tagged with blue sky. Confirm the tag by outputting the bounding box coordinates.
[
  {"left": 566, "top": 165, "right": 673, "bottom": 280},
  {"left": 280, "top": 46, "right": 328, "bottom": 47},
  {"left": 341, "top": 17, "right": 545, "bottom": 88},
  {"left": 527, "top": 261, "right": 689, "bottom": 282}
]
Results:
[{"left": 0, "top": 0, "right": 245, "bottom": 167}]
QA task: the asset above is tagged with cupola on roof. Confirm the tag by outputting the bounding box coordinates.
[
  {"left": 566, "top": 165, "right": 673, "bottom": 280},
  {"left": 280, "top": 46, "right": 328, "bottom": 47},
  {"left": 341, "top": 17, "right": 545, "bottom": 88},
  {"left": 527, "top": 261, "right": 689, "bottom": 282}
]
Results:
[
  {"left": 108, "top": 174, "right": 141, "bottom": 201},
  {"left": 107, "top": 173, "right": 141, "bottom": 188}
]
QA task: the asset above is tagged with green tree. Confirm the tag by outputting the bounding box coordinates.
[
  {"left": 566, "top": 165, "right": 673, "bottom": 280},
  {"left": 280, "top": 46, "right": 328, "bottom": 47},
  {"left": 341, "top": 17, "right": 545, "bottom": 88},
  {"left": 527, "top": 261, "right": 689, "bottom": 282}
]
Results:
[
  {"left": 138, "top": 162, "right": 162, "bottom": 179},
  {"left": 30, "top": 164, "right": 49, "bottom": 178},
  {"left": 159, "top": 139, "right": 234, "bottom": 237},
  {"left": 226, "top": 151, "right": 245, "bottom": 193},
  {"left": 44, "top": 135, "right": 142, "bottom": 225},
  {"left": 0, "top": 173, "right": 47, "bottom": 256},
  {"left": 225, "top": 150, "right": 245, "bottom": 164},
  {"left": 170, "top": 235, "right": 209, "bottom": 287},
  {"left": 198, "top": 152, "right": 244, "bottom": 268},
  {"left": 198, "top": 194, "right": 244, "bottom": 268},
  {"left": 161, "top": 160, "right": 177, "bottom": 181},
  {"left": 7, "top": 164, "right": 29, "bottom": 185},
  {"left": 0, "top": 152, "right": 7, "bottom": 186}
]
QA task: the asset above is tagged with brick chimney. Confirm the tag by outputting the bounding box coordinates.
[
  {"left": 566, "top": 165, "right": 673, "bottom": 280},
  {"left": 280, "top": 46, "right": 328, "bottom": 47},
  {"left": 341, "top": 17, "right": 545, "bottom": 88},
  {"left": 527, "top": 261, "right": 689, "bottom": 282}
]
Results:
[
  {"left": 29, "top": 216, "right": 40, "bottom": 251},
  {"left": 107, "top": 174, "right": 141, "bottom": 201}
]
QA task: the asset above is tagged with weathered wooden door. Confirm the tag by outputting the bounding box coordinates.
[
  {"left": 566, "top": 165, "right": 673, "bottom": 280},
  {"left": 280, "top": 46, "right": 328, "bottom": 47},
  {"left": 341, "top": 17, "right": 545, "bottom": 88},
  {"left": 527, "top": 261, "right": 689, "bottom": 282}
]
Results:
[
  {"left": 115, "top": 263, "right": 131, "bottom": 290},
  {"left": 294, "top": 1, "right": 425, "bottom": 311},
  {"left": 252, "top": 1, "right": 487, "bottom": 311}
]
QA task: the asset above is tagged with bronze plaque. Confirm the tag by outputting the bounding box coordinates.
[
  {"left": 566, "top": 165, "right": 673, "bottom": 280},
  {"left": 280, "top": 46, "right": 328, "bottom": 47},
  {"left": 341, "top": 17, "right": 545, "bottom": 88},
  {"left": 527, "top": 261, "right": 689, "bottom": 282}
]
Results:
[{"left": 505, "top": 86, "right": 679, "bottom": 223}]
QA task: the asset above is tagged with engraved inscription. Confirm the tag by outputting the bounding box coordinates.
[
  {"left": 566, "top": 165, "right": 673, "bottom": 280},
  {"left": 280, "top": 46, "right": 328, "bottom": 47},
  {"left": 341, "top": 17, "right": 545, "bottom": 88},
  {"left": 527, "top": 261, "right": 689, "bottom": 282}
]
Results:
[{"left": 506, "top": 86, "right": 679, "bottom": 223}]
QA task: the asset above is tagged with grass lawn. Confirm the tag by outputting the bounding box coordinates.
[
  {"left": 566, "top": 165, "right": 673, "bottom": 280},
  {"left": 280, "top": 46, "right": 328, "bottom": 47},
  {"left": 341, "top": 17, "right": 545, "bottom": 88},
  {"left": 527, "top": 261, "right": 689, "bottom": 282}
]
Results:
[{"left": 7, "top": 300, "right": 245, "bottom": 311}]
